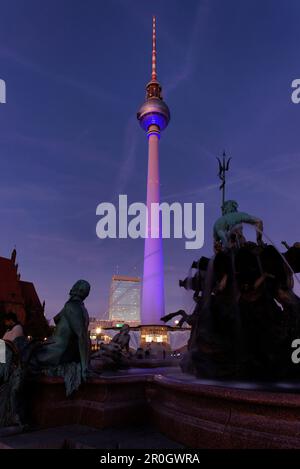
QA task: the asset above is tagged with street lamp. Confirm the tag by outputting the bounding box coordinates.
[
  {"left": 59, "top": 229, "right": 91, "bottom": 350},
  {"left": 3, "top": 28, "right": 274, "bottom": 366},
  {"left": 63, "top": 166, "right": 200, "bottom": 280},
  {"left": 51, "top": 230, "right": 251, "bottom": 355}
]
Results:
[{"left": 95, "top": 327, "right": 102, "bottom": 350}]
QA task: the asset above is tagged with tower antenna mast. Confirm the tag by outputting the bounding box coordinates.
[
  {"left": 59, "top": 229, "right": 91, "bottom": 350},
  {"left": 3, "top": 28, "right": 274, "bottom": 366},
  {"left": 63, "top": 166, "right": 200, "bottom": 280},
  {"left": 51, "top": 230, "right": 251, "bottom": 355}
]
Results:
[{"left": 152, "top": 15, "right": 157, "bottom": 81}]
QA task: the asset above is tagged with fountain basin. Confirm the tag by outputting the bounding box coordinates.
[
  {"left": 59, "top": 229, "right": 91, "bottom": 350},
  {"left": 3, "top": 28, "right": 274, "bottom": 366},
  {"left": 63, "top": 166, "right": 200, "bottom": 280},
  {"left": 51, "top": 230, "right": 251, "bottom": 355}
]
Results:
[{"left": 24, "top": 368, "right": 300, "bottom": 448}]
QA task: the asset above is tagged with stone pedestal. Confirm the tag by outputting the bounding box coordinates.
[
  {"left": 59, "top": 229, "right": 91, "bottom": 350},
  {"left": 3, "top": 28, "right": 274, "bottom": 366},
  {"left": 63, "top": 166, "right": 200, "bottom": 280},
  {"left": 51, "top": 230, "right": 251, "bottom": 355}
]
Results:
[
  {"left": 25, "top": 369, "right": 300, "bottom": 448},
  {"left": 147, "top": 374, "right": 300, "bottom": 448},
  {"left": 28, "top": 374, "right": 148, "bottom": 429}
]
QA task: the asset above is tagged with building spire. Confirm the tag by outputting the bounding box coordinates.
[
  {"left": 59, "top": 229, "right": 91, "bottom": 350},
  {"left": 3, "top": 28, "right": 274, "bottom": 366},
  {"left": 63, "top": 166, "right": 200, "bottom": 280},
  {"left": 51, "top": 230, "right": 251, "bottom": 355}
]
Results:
[
  {"left": 151, "top": 16, "right": 157, "bottom": 81},
  {"left": 145, "top": 16, "right": 162, "bottom": 100}
]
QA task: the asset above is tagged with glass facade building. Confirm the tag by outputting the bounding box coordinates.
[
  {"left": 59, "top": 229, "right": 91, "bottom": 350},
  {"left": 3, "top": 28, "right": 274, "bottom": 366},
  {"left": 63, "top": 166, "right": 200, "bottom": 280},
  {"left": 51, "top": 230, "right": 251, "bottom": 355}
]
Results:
[{"left": 108, "top": 275, "right": 141, "bottom": 324}]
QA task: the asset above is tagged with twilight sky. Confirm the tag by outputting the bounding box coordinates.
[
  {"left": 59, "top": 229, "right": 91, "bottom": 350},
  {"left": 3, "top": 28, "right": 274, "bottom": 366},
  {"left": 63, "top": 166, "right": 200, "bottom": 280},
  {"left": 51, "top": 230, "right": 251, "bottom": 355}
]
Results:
[{"left": 0, "top": 0, "right": 300, "bottom": 320}]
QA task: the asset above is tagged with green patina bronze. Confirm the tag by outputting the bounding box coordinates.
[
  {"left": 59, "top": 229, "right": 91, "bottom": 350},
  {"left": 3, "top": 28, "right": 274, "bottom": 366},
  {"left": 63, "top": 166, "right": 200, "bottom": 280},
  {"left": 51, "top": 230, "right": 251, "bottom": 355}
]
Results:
[
  {"left": 0, "top": 280, "right": 91, "bottom": 427},
  {"left": 213, "top": 200, "right": 263, "bottom": 248},
  {"left": 32, "top": 279, "right": 90, "bottom": 394}
]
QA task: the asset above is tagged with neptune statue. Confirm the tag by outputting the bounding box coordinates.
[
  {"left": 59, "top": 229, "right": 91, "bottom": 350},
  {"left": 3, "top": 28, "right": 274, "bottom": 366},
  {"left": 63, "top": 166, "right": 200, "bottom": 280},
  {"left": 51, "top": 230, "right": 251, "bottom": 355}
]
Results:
[{"left": 213, "top": 200, "right": 263, "bottom": 249}]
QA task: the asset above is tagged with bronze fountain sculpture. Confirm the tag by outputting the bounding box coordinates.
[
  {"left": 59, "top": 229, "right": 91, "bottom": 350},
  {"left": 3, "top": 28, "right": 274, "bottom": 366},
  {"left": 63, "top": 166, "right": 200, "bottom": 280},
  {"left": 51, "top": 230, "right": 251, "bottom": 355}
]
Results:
[
  {"left": 0, "top": 280, "right": 91, "bottom": 428},
  {"left": 0, "top": 280, "right": 132, "bottom": 428},
  {"left": 162, "top": 155, "right": 300, "bottom": 381}
]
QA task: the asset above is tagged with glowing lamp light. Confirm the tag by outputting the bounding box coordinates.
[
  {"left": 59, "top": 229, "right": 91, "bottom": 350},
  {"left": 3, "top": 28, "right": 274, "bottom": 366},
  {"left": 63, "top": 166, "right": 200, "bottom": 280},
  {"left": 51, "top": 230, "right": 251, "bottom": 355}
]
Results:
[
  {"left": 96, "top": 327, "right": 101, "bottom": 335},
  {"left": 140, "top": 112, "right": 168, "bottom": 133}
]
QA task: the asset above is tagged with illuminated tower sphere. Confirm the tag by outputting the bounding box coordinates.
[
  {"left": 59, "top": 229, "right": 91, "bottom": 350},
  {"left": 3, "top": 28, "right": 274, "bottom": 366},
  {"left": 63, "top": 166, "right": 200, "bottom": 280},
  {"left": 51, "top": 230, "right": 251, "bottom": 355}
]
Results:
[{"left": 137, "top": 16, "right": 170, "bottom": 325}]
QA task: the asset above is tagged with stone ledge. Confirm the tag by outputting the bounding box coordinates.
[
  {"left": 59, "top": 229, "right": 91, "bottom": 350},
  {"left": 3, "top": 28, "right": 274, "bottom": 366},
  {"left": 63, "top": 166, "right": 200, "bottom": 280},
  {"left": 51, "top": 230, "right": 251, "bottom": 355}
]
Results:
[
  {"left": 147, "top": 374, "right": 300, "bottom": 448},
  {"left": 25, "top": 368, "right": 300, "bottom": 448}
]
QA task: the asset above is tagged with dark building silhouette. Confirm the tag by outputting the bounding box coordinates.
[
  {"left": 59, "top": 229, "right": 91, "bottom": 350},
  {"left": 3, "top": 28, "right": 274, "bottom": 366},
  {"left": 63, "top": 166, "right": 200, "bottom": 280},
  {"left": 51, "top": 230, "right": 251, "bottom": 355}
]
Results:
[{"left": 0, "top": 249, "right": 50, "bottom": 338}]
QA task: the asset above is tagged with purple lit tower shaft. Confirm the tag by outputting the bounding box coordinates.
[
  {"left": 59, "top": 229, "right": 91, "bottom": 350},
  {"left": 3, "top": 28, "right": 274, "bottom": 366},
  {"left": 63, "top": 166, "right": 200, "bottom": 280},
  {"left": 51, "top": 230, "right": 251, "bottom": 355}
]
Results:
[
  {"left": 137, "top": 17, "right": 170, "bottom": 325},
  {"left": 143, "top": 125, "right": 164, "bottom": 324}
]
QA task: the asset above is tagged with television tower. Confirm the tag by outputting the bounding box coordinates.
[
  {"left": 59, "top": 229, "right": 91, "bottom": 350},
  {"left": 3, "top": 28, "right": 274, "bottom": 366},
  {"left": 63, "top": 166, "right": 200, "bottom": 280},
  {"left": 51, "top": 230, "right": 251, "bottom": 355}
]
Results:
[{"left": 137, "top": 16, "right": 170, "bottom": 325}]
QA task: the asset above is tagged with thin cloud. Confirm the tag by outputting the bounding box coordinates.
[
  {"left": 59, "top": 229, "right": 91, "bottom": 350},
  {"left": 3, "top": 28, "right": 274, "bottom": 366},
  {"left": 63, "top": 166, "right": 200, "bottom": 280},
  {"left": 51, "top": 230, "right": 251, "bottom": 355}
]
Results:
[
  {"left": 0, "top": 45, "right": 120, "bottom": 105},
  {"left": 112, "top": 116, "right": 138, "bottom": 196},
  {"left": 0, "top": 182, "right": 60, "bottom": 202},
  {"left": 165, "top": 0, "right": 211, "bottom": 94}
]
